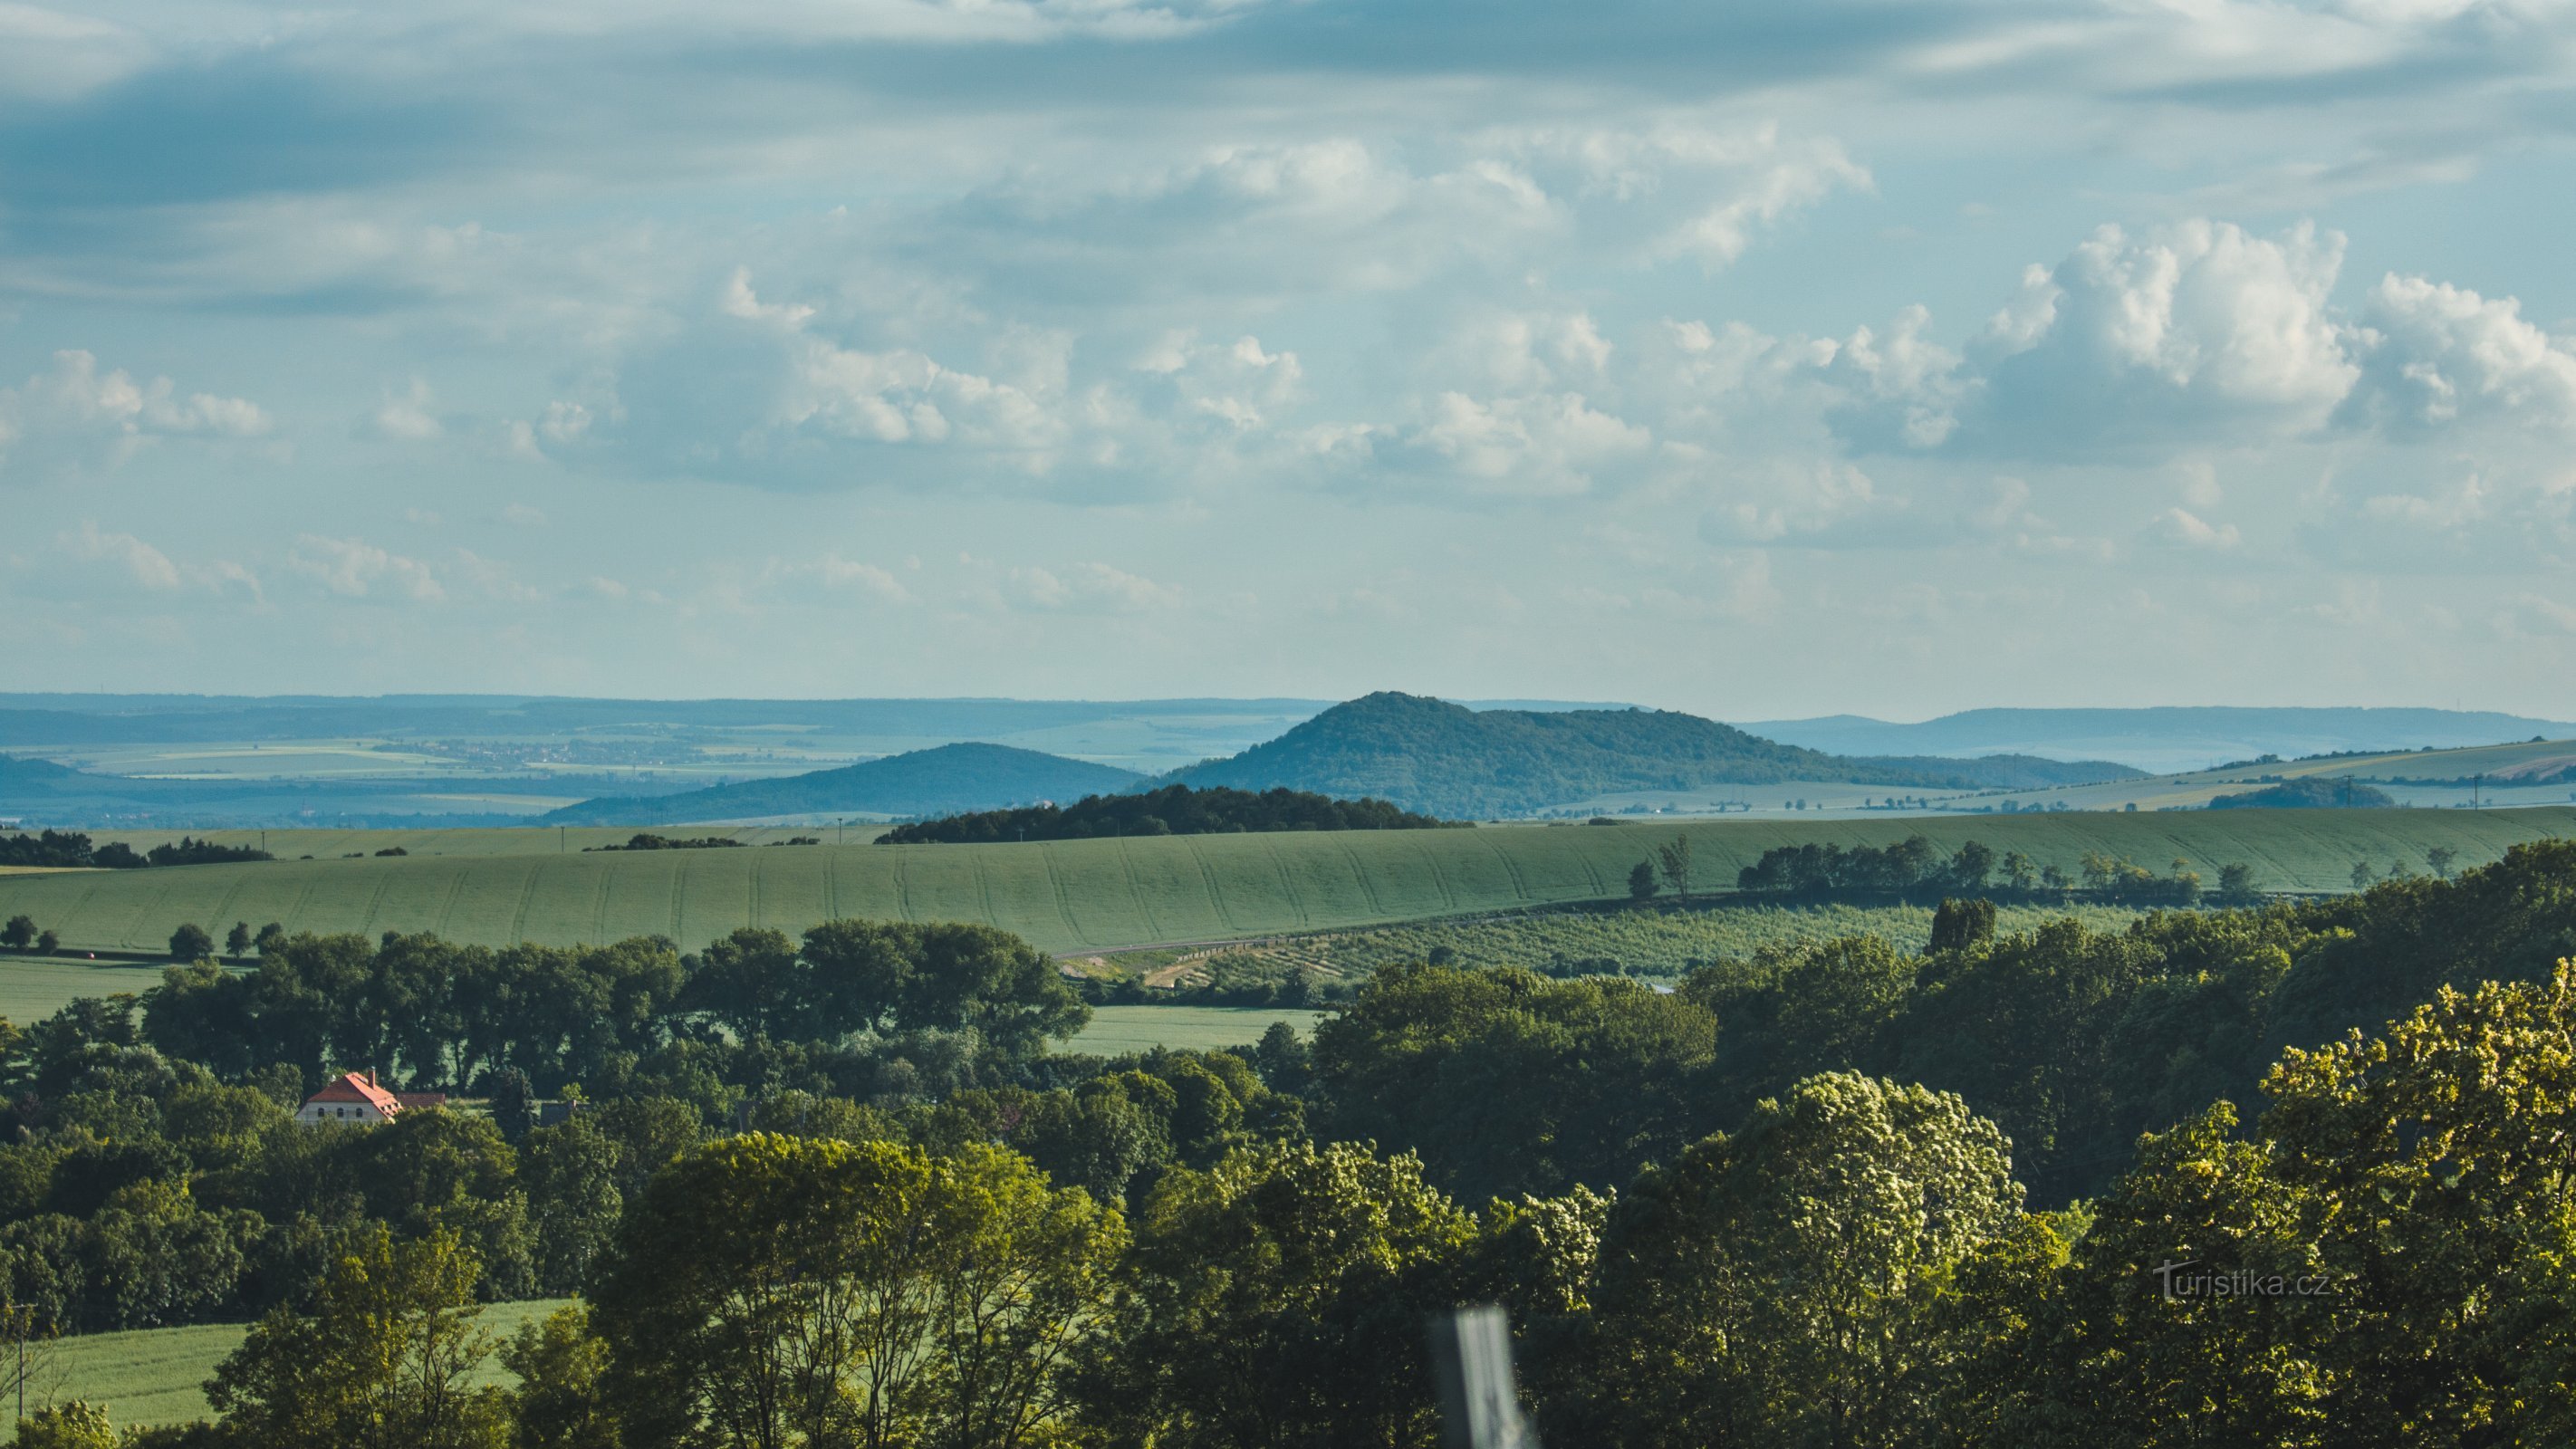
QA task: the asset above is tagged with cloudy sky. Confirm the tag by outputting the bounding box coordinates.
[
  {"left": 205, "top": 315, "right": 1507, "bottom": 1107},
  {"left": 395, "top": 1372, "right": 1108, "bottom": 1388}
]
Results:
[{"left": 6, "top": 0, "right": 2576, "bottom": 719}]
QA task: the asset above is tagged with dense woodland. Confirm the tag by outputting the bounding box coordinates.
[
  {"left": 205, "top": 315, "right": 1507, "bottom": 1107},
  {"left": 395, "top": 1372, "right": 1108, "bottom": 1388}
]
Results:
[
  {"left": 2208, "top": 777, "right": 2399, "bottom": 809},
  {"left": 5, "top": 843, "right": 2576, "bottom": 1444},
  {"left": 0, "top": 833, "right": 270, "bottom": 870},
  {"left": 880, "top": 783, "right": 1458, "bottom": 844},
  {"left": 1731, "top": 834, "right": 2235, "bottom": 906}
]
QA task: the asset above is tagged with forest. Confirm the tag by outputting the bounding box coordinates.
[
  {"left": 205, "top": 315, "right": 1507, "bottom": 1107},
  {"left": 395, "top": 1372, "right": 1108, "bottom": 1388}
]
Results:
[
  {"left": 4, "top": 843, "right": 2576, "bottom": 1444},
  {"left": 879, "top": 782, "right": 1457, "bottom": 844}
]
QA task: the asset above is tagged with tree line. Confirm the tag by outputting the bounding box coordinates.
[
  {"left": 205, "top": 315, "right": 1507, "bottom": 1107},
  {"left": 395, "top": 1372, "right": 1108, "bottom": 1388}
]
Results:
[
  {"left": 0, "top": 833, "right": 270, "bottom": 870},
  {"left": 11, "top": 842, "right": 2576, "bottom": 1444},
  {"left": 879, "top": 782, "right": 1460, "bottom": 845},
  {"left": 1725, "top": 833, "right": 2238, "bottom": 906}
]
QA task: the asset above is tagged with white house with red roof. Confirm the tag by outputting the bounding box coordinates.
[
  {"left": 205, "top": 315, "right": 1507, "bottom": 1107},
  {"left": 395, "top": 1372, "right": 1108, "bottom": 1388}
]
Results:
[{"left": 297, "top": 1070, "right": 443, "bottom": 1126}]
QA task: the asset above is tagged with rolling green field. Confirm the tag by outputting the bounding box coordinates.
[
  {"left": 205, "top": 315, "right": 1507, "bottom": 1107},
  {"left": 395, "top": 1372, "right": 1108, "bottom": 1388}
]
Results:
[
  {"left": 0, "top": 810, "right": 2564, "bottom": 960},
  {"left": 1070, "top": 1005, "right": 1326, "bottom": 1054},
  {"left": 19, "top": 1298, "right": 570, "bottom": 1437}
]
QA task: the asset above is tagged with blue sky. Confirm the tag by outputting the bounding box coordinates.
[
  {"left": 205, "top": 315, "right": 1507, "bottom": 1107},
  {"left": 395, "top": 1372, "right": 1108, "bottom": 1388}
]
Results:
[{"left": 6, "top": 0, "right": 2576, "bottom": 720}]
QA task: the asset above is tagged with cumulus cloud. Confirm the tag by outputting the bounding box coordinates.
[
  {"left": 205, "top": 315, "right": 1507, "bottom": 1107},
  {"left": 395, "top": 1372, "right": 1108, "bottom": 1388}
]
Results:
[
  {"left": 2155, "top": 507, "right": 2244, "bottom": 550},
  {"left": 287, "top": 534, "right": 444, "bottom": 601},
  {"left": 55, "top": 521, "right": 263, "bottom": 599},
  {"left": 58, "top": 520, "right": 178, "bottom": 590},
  {"left": 370, "top": 379, "right": 443, "bottom": 441},
  {"left": 1009, "top": 561, "right": 1180, "bottom": 612},
  {"left": 2343, "top": 273, "right": 2576, "bottom": 434},
  {"left": 0, "top": 350, "right": 270, "bottom": 476}
]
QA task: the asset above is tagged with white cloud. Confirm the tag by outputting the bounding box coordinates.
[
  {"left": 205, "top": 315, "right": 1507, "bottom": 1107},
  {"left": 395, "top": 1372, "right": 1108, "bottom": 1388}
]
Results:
[
  {"left": 2156, "top": 507, "right": 2244, "bottom": 550},
  {"left": 57, "top": 521, "right": 179, "bottom": 590},
  {"left": 501, "top": 503, "right": 549, "bottom": 526},
  {"left": 287, "top": 534, "right": 445, "bottom": 601},
  {"left": 1375, "top": 390, "right": 1654, "bottom": 497},
  {"left": 1009, "top": 561, "right": 1180, "bottom": 612},
  {"left": 0, "top": 350, "right": 271, "bottom": 477},
  {"left": 371, "top": 379, "right": 443, "bottom": 441},
  {"left": 2344, "top": 273, "right": 2576, "bottom": 434},
  {"left": 54, "top": 521, "right": 264, "bottom": 600}
]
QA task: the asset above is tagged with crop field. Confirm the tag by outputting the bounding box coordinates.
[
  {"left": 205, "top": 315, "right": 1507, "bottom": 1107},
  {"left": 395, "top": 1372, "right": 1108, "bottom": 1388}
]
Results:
[
  {"left": 1071, "top": 1005, "right": 1326, "bottom": 1054},
  {"left": 0, "top": 809, "right": 2563, "bottom": 960},
  {"left": 22, "top": 1298, "right": 570, "bottom": 1435}
]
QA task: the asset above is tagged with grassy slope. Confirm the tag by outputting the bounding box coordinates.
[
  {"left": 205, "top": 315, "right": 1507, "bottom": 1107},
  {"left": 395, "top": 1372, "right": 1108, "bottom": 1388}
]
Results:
[
  {"left": 25, "top": 1299, "right": 570, "bottom": 1435},
  {"left": 0, "top": 810, "right": 2563, "bottom": 959},
  {"left": 1070, "top": 1005, "right": 1326, "bottom": 1054}
]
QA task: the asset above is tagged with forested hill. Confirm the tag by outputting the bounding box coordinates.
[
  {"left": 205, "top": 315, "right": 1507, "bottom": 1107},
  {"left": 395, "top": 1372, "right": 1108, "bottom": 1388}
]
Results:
[
  {"left": 539, "top": 743, "right": 1144, "bottom": 826},
  {"left": 879, "top": 783, "right": 1458, "bottom": 844},
  {"left": 1166, "top": 693, "right": 2139, "bottom": 818}
]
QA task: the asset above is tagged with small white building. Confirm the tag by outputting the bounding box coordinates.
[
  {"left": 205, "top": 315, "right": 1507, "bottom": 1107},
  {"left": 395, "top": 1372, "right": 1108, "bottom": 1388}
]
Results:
[{"left": 297, "top": 1071, "right": 441, "bottom": 1126}]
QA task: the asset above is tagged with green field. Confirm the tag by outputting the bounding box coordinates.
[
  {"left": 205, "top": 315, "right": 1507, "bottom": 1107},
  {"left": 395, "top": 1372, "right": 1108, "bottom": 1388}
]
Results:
[
  {"left": 0, "top": 810, "right": 2563, "bottom": 960},
  {"left": 18, "top": 1298, "right": 570, "bottom": 1437},
  {"left": 1070, "top": 1005, "right": 1326, "bottom": 1054}
]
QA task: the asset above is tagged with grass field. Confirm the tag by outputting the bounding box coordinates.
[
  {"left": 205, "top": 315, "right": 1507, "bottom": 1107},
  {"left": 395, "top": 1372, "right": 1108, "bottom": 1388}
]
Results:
[
  {"left": 18, "top": 1298, "right": 570, "bottom": 1437},
  {"left": 1071, "top": 1005, "right": 1326, "bottom": 1054},
  {"left": 0, "top": 809, "right": 2563, "bottom": 960}
]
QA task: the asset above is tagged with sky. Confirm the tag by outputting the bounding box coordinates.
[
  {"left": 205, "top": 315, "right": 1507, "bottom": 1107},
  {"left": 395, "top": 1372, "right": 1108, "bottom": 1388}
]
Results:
[{"left": 6, "top": 0, "right": 2576, "bottom": 720}]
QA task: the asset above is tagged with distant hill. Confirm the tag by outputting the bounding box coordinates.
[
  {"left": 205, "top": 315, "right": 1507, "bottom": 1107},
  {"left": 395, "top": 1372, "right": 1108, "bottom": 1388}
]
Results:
[
  {"left": 1739, "top": 706, "right": 2576, "bottom": 775},
  {"left": 538, "top": 743, "right": 1145, "bottom": 826},
  {"left": 1164, "top": 693, "right": 2140, "bottom": 819}
]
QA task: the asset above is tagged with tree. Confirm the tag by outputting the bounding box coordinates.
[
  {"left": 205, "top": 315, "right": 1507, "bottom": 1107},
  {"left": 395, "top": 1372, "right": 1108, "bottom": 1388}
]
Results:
[
  {"left": 14, "top": 1400, "right": 119, "bottom": 1449},
  {"left": 168, "top": 924, "right": 214, "bottom": 963},
  {"left": 1572, "top": 1073, "right": 2023, "bottom": 1449},
  {"left": 486, "top": 1069, "right": 536, "bottom": 1143},
  {"left": 34, "top": 931, "right": 57, "bottom": 956},
  {"left": 224, "top": 923, "right": 253, "bottom": 959},
  {"left": 2217, "top": 861, "right": 2258, "bottom": 903},
  {"left": 2425, "top": 845, "right": 2458, "bottom": 879},
  {"left": 2, "top": 916, "right": 32, "bottom": 953},
  {"left": 502, "top": 1303, "right": 619, "bottom": 1449},
  {"left": 207, "top": 1224, "right": 511, "bottom": 1449},
  {"left": 1627, "top": 860, "right": 1660, "bottom": 903},
  {"left": 1928, "top": 897, "right": 1997, "bottom": 955},
  {"left": 1077, "top": 1139, "right": 1470, "bottom": 1449},
  {"left": 2002, "top": 850, "right": 2039, "bottom": 892},
  {"left": 253, "top": 923, "right": 287, "bottom": 955},
  {"left": 2350, "top": 859, "right": 2376, "bottom": 891},
  {"left": 596, "top": 1132, "right": 1122, "bottom": 1449},
  {"left": 1656, "top": 834, "right": 1694, "bottom": 904}
]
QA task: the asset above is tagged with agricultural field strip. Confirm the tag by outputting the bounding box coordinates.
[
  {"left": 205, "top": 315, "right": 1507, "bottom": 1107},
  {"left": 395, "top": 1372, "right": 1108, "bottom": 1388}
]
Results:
[
  {"left": 35, "top": 1298, "right": 572, "bottom": 1432},
  {"left": 0, "top": 811, "right": 2562, "bottom": 959}
]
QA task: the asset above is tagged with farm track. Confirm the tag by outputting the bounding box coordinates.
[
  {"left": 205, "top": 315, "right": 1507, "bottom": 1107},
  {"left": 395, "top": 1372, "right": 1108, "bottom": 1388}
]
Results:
[{"left": 0, "top": 811, "right": 2566, "bottom": 958}]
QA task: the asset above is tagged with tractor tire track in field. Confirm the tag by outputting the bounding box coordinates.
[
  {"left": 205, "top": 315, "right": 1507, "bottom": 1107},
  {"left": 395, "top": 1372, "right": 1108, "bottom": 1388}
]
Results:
[
  {"left": 1255, "top": 836, "right": 1312, "bottom": 927},
  {"left": 1184, "top": 843, "right": 1243, "bottom": 935},
  {"left": 589, "top": 862, "right": 614, "bottom": 945},
  {"left": 430, "top": 867, "right": 471, "bottom": 938},
  {"left": 970, "top": 852, "right": 1000, "bottom": 932},
  {"left": 748, "top": 858, "right": 765, "bottom": 931},
  {"left": 1334, "top": 837, "right": 1390, "bottom": 918},
  {"left": 1479, "top": 831, "right": 1536, "bottom": 904},
  {"left": 664, "top": 858, "right": 686, "bottom": 945},
  {"left": 353, "top": 868, "right": 398, "bottom": 936},
  {"left": 506, "top": 862, "right": 544, "bottom": 945},
  {"left": 1410, "top": 835, "right": 1461, "bottom": 914},
  {"left": 1112, "top": 843, "right": 1165, "bottom": 945},
  {"left": 1047, "top": 850, "right": 1092, "bottom": 951}
]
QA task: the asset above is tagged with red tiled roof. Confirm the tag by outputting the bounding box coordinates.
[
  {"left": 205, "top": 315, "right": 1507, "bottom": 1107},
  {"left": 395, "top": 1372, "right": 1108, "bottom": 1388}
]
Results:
[
  {"left": 303, "top": 1072, "right": 403, "bottom": 1114},
  {"left": 393, "top": 1092, "right": 447, "bottom": 1109}
]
